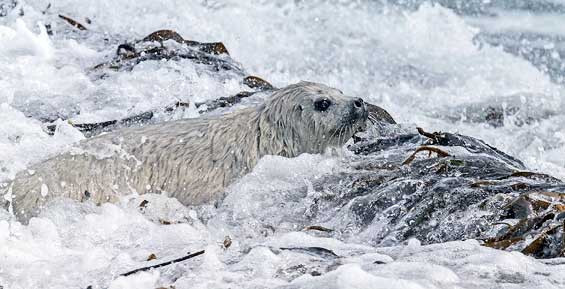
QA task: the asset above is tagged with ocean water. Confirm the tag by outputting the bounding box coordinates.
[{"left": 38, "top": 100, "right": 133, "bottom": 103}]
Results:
[{"left": 1, "top": 0, "right": 565, "bottom": 288}]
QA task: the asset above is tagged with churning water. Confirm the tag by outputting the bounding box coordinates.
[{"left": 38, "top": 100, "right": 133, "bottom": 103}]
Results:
[{"left": 1, "top": 1, "right": 565, "bottom": 288}]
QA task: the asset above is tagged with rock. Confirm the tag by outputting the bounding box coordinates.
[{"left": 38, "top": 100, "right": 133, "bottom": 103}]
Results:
[{"left": 91, "top": 30, "right": 243, "bottom": 74}]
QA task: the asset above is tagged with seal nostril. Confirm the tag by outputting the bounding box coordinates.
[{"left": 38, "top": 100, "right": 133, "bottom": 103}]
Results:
[{"left": 353, "top": 98, "right": 364, "bottom": 108}]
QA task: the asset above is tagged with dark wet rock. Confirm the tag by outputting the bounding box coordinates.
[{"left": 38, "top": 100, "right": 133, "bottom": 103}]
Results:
[
  {"left": 340, "top": 128, "right": 564, "bottom": 257},
  {"left": 91, "top": 29, "right": 244, "bottom": 74},
  {"left": 243, "top": 75, "right": 277, "bottom": 91},
  {"left": 366, "top": 103, "right": 396, "bottom": 125},
  {"left": 58, "top": 14, "right": 88, "bottom": 30},
  {"left": 344, "top": 129, "right": 563, "bottom": 257}
]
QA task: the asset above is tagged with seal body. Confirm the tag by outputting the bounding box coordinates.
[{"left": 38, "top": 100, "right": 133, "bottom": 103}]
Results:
[{"left": 4, "top": 81, "right": 368, "bottom": 222}]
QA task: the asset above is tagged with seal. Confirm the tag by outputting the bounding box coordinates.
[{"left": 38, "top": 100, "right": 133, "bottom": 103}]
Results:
[{"left": 3, "top": 81, "right": 368, "bottom": 222}]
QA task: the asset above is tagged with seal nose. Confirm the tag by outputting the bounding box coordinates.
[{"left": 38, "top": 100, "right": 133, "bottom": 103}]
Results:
[
  {"left": 352, "top": 98, "right": 366, "bottom": 114},
  {"left": 350, "top": 98, "right": 368, "bottom": 122},
  {"left": 353, "top": 98, "right": 364, "bottom": 109}
]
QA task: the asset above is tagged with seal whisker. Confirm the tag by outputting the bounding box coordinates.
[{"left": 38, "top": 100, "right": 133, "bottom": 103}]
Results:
[
  {"left": 328, "top": 124, "right": 343, "bottom": 144},
  {"left": 343, "top": 126, "right": 351, "bottom": 144},
  {"left": 337, "top": 125, "right": 347, "bottom": 145},
  {"left": 336, "top": 124, "right": 346, "bottom": 144}
]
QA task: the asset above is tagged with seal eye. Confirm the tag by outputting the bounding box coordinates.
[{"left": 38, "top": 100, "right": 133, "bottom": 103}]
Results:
[{"left": 314, "top": 98, "right": 332, "bottom": 111}]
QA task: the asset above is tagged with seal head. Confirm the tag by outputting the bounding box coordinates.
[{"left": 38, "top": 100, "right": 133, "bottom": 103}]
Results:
[{"left": 258, "top": 81, "right": 368, "bottom": 157}]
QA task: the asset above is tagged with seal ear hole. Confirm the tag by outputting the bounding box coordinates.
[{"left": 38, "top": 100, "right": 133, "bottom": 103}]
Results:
[
  {"left": 298, "top": 105, "right": 303, "bottom": 112},
  {"left": 314, "top": 98, "right": 332, "bottom": 112}
]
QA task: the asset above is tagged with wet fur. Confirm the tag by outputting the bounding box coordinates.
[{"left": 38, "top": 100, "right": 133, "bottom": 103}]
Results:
[{"left": 3, "top": 81, "right": 367, "bottom": 222}]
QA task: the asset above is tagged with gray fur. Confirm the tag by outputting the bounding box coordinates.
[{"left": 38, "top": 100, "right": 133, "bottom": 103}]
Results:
[{"left": 2, "top": 81, "right": 368, "bottom": 222}]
